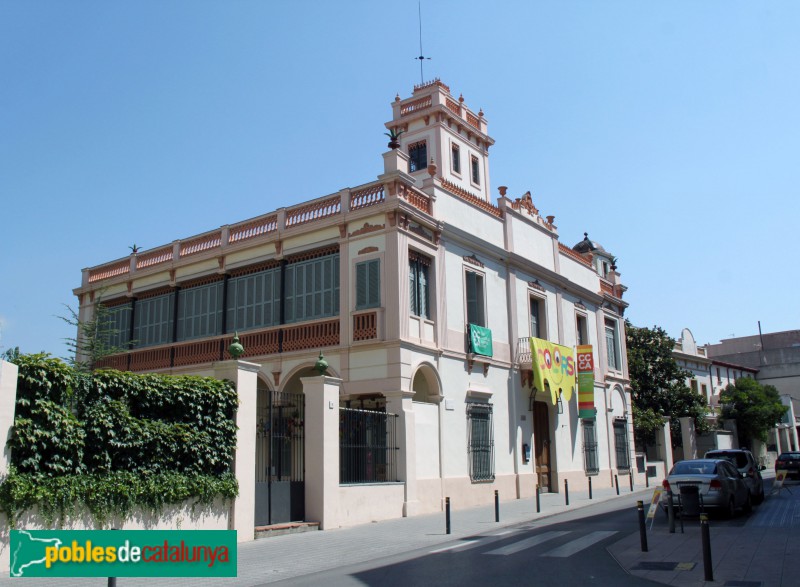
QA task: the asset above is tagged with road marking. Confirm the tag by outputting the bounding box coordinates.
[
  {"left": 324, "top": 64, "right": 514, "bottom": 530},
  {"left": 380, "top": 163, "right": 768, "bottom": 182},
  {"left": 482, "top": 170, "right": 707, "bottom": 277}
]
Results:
[
  {"left": 484, "top": 531, "right": 570, "bottom": 556},
  {"left": 492, "top": 530, "right": 515, "bottom": 536},
  {"left": 540, "top": 530, "right": 618, "bottom": 557},
  {"left": 430, "top": 540, "right": 480, "bottom": 553}
]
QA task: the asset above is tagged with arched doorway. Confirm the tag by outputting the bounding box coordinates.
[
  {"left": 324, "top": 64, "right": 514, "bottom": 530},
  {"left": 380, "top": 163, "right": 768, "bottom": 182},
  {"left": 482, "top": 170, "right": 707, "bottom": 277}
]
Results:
[{"left": 255, "top": 377, "right": 305, "bottom": 526}]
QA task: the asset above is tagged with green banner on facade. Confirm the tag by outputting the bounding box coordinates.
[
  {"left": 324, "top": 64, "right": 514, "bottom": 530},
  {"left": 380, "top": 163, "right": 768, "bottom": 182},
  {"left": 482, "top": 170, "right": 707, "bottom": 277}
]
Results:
[
  {"left": 469, "top": 324, "right": 493, "bottom": 357},
  {"left": 9, "top": 530, "right": 237, "bottom": 578}
]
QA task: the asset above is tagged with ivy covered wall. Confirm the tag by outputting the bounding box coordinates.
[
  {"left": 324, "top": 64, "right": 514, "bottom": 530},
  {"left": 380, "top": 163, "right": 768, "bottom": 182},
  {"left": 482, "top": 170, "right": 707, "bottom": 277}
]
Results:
[{"left": 0, "top": 354, "right": 239, "bottom": 526}]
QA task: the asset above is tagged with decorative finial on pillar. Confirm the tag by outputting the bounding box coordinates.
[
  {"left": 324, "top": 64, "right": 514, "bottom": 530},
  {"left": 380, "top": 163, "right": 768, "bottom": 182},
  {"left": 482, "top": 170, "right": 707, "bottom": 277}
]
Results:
[
  {"left": 314, "top": 351, "right": 329, "bottom": 376},
  {"left": 395, "top": 93, "right": 401, "bottom": 102},
  {"left": 229, "top": 332, "right": 244, "bottom": 359},
  {"left": 427, "top": 157, "right": 437, "bottom": 177}
]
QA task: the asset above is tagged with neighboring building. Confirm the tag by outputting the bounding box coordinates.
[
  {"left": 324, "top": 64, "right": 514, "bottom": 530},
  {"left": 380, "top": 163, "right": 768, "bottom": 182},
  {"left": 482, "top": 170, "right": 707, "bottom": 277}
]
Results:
[
  {"left": 74, "top": 79, "right": 637, "bottom": 529},
  {"left": 708, "top": 330, "right": 800, "bottom": 455}
]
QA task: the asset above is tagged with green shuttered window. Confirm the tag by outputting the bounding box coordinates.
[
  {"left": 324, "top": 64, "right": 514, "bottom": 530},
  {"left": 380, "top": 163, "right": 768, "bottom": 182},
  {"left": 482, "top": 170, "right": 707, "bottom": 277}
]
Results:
[
  {"left": 284, "top": 253, "right": 340, "bottom": 324},
  {"left": 467, "top": 403, "right": 495, "bottom": 482},
  {"left": 177, "top": 281, "right": 223, "bottom": 341},
  {"left": 227, "top": 267, "right": 281, "bottom": 332},
  {"left": 355, "top": 259, "right": 380, "bottom": 310},
  {"left": 133, "top": 293, "right": 175, "bottom": 347}
]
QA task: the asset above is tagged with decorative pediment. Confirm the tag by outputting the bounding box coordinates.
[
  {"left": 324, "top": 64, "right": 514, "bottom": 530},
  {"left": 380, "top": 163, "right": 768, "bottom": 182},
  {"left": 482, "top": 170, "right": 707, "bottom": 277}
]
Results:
[
  {"left": 527, "top": 280, "right": 545, "bottom": 293},
  {"left": 358, "top": 246, "right": 379, "bottom": 255},
  {"left": 349, "top": 222, "right": 385, "bottom": 237},
  {"left": 408, "top": 222, "right": 433, "bottom": 241},
  {"left": 463, "top": 254, "right": 484, "bottom": 268}
]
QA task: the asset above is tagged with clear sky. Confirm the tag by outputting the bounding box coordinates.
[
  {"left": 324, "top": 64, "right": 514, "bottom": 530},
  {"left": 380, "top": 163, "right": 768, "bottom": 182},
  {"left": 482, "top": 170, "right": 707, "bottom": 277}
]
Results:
[{"left": 1, "top": 0, "right": 798, "bottom": 358}]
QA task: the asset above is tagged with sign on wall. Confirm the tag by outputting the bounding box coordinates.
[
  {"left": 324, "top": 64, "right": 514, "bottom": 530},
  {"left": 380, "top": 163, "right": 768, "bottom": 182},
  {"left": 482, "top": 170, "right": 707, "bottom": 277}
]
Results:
[
  {"left": 577, "top": 344, "right": 596, "bottom": 419},
  {"left": 529, "top": 337, "right": 575, "bottom": 405}
]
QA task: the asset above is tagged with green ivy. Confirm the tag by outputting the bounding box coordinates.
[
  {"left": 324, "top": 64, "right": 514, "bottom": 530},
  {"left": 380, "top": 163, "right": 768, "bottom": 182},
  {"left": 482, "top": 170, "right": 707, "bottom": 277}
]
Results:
[
  {"left": 0, "top": 354, "right": 239, "bottom": 527},
  {"left": 0, "top": 468, "right": 238, "bottom": 528}
]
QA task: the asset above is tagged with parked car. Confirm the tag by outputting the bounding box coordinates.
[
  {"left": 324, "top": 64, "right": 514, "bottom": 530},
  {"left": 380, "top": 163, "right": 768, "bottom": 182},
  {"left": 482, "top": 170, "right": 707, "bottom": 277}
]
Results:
[
  {"left": 705, "top": 449, "right": 766, "bottom": 504},
  {"left": 661, "top": 459, "right": 751, "bottom": 518},
  {"left": 775, "top": 452, "right": 800, "bottom": 480}
]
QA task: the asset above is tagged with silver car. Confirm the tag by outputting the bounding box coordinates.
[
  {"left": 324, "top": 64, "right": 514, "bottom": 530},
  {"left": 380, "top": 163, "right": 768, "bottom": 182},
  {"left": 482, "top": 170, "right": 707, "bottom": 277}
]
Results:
[
  {"left": 705, "top": 449, "right": 766, "bottom": 505},
  {"left": 661, "top": 458, "right": 751, "bottom": 517}
]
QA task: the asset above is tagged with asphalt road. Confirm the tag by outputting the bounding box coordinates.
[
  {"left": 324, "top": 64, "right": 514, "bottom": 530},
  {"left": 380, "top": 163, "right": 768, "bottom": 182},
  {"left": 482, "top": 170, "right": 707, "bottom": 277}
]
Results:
[{"left": 273, "top": 478, "right": 770, "bottom": 587}]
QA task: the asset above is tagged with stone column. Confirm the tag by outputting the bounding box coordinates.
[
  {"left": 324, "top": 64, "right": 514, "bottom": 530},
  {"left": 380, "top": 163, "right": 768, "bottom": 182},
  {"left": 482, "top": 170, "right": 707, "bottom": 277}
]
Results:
[
  {"left": 301, "top": 376, "right": 342, "bottom": 529},
  {"left": 680, "top": 416, "right": 698, "bottom": 460},
  {"left": 385, "top": 390, "right": 419, "bottom": 516},
  {"left": 0, "top": 360, "right": 19, "bottom": 476},
  {"left": 655, "top": 417, "right": 673, "bottom": 473},
  {"left": 214, "top": 360, "right": 260, "bottom": 543}
]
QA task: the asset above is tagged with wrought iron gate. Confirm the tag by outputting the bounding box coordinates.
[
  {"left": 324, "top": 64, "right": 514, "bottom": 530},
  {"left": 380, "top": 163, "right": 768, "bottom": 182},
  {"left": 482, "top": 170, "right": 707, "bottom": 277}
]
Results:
[{"left": 255, "top": 389, "right": 305, "bottom": 525}]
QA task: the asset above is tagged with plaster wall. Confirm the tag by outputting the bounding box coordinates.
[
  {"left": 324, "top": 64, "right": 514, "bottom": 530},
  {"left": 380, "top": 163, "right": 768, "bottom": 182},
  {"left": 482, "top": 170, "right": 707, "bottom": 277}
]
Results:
[{"left": 509, "top": 216, "right": 556, "bottom": 271}]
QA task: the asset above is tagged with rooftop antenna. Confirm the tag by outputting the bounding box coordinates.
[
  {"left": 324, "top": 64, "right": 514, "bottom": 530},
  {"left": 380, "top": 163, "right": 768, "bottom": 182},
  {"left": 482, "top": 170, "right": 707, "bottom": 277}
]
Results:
[{"left": 415, "top": 1, "right": 431, "bottom": 84}]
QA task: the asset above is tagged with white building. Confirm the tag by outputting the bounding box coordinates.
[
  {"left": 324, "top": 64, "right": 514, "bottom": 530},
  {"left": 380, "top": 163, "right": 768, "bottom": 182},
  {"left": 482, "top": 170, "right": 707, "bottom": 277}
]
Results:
[{"left": 74, "top": 79, "right": 641, "bottom": 531}]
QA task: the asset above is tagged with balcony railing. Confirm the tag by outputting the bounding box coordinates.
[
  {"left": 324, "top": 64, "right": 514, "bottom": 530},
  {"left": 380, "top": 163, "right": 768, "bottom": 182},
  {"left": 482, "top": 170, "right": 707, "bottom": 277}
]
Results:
[{"left": 96, "top": 319, "right": 340, "bottom": 372}]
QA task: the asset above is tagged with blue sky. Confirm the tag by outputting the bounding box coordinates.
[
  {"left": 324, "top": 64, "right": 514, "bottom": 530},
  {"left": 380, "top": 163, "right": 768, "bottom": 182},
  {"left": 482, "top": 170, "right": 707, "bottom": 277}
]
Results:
[{"left": 1, "top": 0, "right": 798, "bottom": 358}]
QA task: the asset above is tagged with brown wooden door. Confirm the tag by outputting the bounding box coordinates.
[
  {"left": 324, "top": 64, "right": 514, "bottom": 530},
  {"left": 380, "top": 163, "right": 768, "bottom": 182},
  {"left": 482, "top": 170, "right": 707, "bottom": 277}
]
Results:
[{"left": 533, "top": 402, "right": 551, "bottom": 491}]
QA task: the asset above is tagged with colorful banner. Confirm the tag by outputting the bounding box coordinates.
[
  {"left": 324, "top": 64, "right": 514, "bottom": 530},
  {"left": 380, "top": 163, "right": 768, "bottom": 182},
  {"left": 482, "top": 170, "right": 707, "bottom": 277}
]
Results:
[
  {"left": 9, "top": 530, "right": 237, "bottom": 578},
  {"left": 529, "top": 337, "right": 575, "bottom": 405},
  {"left": 469, "top": 324, "right": 493, "bottom": 357},
  {"left": 577, "top": 344, "right": 596, "bottom": 419}
]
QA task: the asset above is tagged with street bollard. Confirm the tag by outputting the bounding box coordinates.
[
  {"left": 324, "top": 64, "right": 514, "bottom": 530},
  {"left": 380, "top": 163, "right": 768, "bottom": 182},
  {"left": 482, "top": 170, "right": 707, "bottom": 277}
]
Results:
[
  {"left": 637, "top": 501, "right": 648, "bottom": 552},
  {"left": 615, "top": 474, "right": 620, "bottom": 495},
  {"left": 629, "top": 472, "right": 634, "bottom": 492},
  {"left": 565, "top": 479, "right": 569, "bottom": 506},
  {"left": 108, "top": 528, "right": 119, "bottom": 587},
  {"left": 536, "top": 485, "right": 541, "bottom": 513},
  {"left": 495, "top": 490, "right": 500, "bottom": 522},
  {"left": 446, "top": 496, "right": 451, "bottom": 534},
  {"left": 667, "top": 489, "right": 676, "bottom": 534},
  {"left": 700, "top": 514, "right": 713, "bottom": 582},
  {"left": 589, "top": 476, "right": 593, "bottom": 500},
  {"left": 646, "top": 472, "right": 650, "bottom": 488}
]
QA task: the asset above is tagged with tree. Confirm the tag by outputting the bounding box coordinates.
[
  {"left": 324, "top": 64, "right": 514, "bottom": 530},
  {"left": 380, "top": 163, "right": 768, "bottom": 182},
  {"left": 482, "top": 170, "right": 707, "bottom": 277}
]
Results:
[
  {"left": 626, "top": 321, "right": 710, "bottom": 447},
  {"left": 59, "top": 294, "right": 130, "bottom": 372},
  {"left": 720, "top": 378, "right": 787, "bottom": 447},
  {"left": 1, "top": 346, "right": 20, "bottom": 362}
]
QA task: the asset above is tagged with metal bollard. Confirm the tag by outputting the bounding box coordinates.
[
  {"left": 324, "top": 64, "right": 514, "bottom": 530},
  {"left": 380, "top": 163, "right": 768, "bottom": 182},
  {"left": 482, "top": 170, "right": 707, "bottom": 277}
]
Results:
[
  {"left": 637, "top": 501, "right": 648, "bottom": 552},
  {"left": 446, "top": 496, "right": 451, "bottom": 534},
  {"left": 646, "top": 472, "right": 650, "bottom": 488},
  {"left": 615, "top": 474, "right": 620, "bottom": 495},
  {"left": 495, "top": 490, "right": 500, "bottom": 522},
  {"left": 629, "top": 472, "right": 634, "bottom": 492},
  {"left": 700, "top": 514, "right": 713, "bottom": 581},
  {"left": 565, "top": 479, "right": 569, "bottom": 506},
  {"left": 667, "top": 489, "right": 676, "bottom": 534},
  {"left": 589, "top": 476, "right": 593, "bottom": 500},
  {"left": 536, "top": 485, "right": 541, "bottom": 513},
  {"left": 108, "top": 528, "right": 118, "bottom": 587}
]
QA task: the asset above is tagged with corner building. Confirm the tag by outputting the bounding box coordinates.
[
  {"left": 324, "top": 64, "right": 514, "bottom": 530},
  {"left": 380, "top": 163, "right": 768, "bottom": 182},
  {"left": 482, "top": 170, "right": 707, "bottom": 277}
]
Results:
[{"left": 74, "top": 80, "right": 635, "bottom": 528}]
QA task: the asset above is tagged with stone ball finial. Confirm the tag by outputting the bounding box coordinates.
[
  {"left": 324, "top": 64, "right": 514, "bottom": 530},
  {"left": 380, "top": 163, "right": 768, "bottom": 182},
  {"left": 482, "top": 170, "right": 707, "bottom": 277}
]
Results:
[
  {"left": 458, "top": 93, "right": 464, "bottom": 103},
  {"left": 478, "top": 108, "right": 484, "bottom": 117},
  {"left": 229, "top": 332, "right": 244, "bottom": 359},
  {"left": 395, "top": 93, "right": 401, "bottom": 102},
  {"left": 314, "top": 351, "right": 329, "bottom": 376}
]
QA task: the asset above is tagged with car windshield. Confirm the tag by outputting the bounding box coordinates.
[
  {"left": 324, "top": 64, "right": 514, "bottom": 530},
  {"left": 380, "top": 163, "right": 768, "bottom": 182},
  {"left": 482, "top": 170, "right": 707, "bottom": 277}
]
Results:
[
  {"left": 672, "top": 461, "right": 717, "bottom": 475},
  {"left": 778, "top": 453, "right": 800, "bottom": 460},
  {"left": 706, "top": 452, "right": 748, "bottom": 468}
]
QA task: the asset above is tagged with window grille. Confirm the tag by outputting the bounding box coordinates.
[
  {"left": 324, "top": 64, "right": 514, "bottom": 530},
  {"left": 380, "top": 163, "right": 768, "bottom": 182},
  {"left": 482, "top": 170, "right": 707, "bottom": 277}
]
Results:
[
  {"left": 409, "top": 252, "right": 431, "bottom": 319},
  {"left": 177, "top": 281, "right": 223, "bottom": 341},
  {"left": 227, "top": 267, "right": 281, "bottom": 332},
  {"left": 583, "top": 420, "right": 599, "bottom": 474},
  {"left": 614, "top": 419, "right": 631, "bottom": 471},
  {"left": 467, "top": 403, "right": 494, "bottom": 482},
  {"left": 355, "top": 259, "right": 380, "bottom": 310},
  {"left": 132, "top": 292, "right": 174, "bottom": 347},
  {"left": 339, "top": 407, "right": 398, "bottom": 484}
]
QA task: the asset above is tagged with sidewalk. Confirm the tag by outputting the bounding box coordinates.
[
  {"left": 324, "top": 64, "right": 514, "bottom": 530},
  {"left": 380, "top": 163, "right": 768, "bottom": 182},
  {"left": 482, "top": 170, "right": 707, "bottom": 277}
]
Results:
[
  {"left": 611, "top": 472, "right": 800, "bottom": 587},
  {"left": 3, "top": 476, "right": 794, "bottom": 586},
  {"left": 0, "top": 480, "right": 652, "bottom": 586}
]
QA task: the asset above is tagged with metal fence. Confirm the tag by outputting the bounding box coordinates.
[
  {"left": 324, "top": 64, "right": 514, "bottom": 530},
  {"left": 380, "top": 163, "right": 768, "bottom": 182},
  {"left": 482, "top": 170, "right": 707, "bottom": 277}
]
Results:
[{"left": 339, "top": 407, "right": 399, "bottom": 484}]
